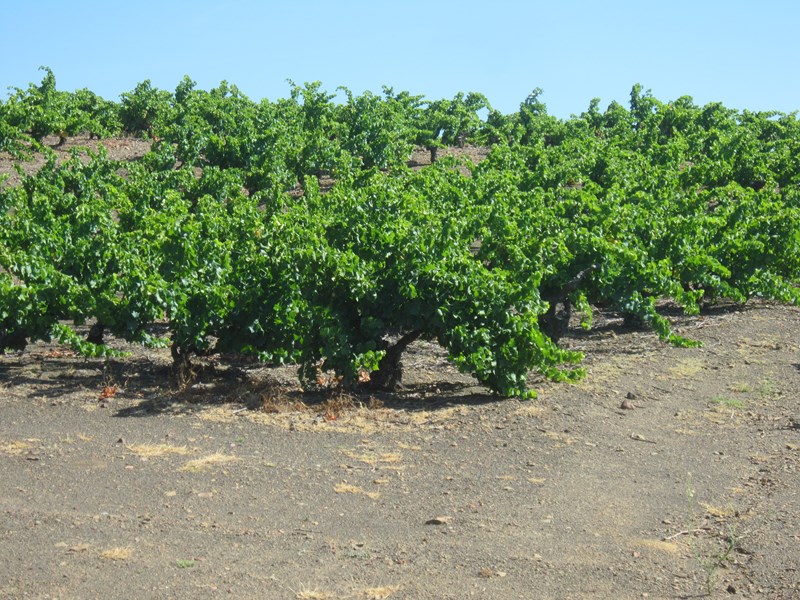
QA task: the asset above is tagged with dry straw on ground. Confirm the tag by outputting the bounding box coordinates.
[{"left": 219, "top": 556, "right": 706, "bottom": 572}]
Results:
[
  {"left": 178, "top": 452, "right": 239, "bottom": 472},
  {"left": 126, "top": 443, "right": 191, "bottom": 457},
  {"left": 99, "top": 547, "right": 132, "bottom": 561}
]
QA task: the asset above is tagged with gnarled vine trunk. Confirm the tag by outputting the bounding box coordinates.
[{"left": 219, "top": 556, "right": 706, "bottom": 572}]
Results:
[{"left": 369, "top": 329, "right": 424, "bottom": 391}]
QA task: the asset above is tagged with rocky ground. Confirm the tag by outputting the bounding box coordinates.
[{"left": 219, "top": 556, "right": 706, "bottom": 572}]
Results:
[{"left": 1, "top": 301, "right": 798, "bottom": 599}]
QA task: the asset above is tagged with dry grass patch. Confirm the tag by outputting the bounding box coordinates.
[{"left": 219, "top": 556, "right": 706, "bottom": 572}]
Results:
[
  {"left": 62, "top": 433, "right": 94, "bottom": 443},
  {"left": 100, "top": 547, "right": 132, "bottom": 561},
  {"left": 702, "top": 410, "right": 740, "bottom": 425},
  {"left": 335, "top": 483, "right": 365, "bottom": 494},
  {"left": 358, "top": 586, "right": 401, "bottom": 599},
  {"left": 334, "top": 483, "right": 381, "bottom": 500},
  {"left": 327, "top": 406, "right": 400, "bottom": 433},
  {"left": 397, "top": 442, "right": 421, "bottom": 451},
  {"left": 401, "top": 405, "right": 465, "bottom": 427},
  {"left": 293, "top": 583, "right": 400, "bottom": 599},
  {"left": 218, "top": 378, "right": 475, "bottom": 434},
  {"left": 0, "top": 439, "right": 39, "bottom": 455},
  {"left": 514, "top": 404, "right": 547, "bottom": 417},
  {"left": 253, "top": 393, "right": 398, "bottom": 433},
  {"left": 674, "top": 427, "right": 699, "bottom": 435},
  {"left": 634, "top": 538, "right": 683, "bottom": 554},
  {"left": 249, "top": 388, "right": 469, "bottom": 434},
  {"left": 262, "top": 392, "right": 311, "bottom": 414},
  {"left": 178, "top": 452, "right": 239, "bottom": 472},
  {"left": 342, "top": 449, "right": 403, "bottom": 465},
  {"left": 700, "top": 503, "right": 737, "bottom": 519},
  {"left": 127, "top": 443, "right": 191, "bottom": 458},
  {"left": 666, "top": 358, "right": 705, "bottom": 379},
  {"left": 196, "top": 405, "right": 238, "bottom": 423},
  {"left": 294, "top": 587, "right": 335, "bottom": 600},
  {"left": 318, "top": 392, "right": 358, "bottom": 420},
  {"left": 544, "top": 430, "right": 576, "bottom": 444}
]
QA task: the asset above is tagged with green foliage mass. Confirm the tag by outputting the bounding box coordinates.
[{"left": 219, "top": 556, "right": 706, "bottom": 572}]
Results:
[{"left": 2, "top": 70, "right": 799, "bottom": 397}]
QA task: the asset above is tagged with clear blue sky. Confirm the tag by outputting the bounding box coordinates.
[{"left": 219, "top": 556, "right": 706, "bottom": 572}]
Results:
[{"left": 1, "top": 0, "right": 798, "bottom": 119}]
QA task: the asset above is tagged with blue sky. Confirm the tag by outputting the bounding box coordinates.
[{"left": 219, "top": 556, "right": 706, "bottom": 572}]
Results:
[{"left": 1, "top": 0, "right": 798, "bottom": 119}]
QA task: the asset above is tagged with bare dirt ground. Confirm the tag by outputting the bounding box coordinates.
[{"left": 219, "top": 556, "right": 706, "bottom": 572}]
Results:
[
  {"left": 1, "top": 139, "right": 799, "bottom": 599},
  {"left": 0, "top": 135, "right": 152, "bottom": 188}
]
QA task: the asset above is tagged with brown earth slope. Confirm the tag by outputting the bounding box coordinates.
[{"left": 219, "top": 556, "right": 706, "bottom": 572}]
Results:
[{"left": 0, "top": 302, "right": 798, "bottom": 599}]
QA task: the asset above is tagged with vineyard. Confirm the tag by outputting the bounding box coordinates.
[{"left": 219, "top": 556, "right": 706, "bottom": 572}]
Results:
[
  {"left": 2, "top": 68, "right": 800, "bottom": 397},
  {"left": 3, "top": 69, "right": 800, "bottom": 599}
]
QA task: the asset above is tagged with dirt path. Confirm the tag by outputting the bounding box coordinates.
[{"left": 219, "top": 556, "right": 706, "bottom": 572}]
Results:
[{"left": 1, "top": 302, "right": 798, "bottom": 599}]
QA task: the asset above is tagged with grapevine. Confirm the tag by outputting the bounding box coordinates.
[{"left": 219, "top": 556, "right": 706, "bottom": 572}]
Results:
[{"left": 2, "top": 71, "right": 799, "bottom": 397}]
